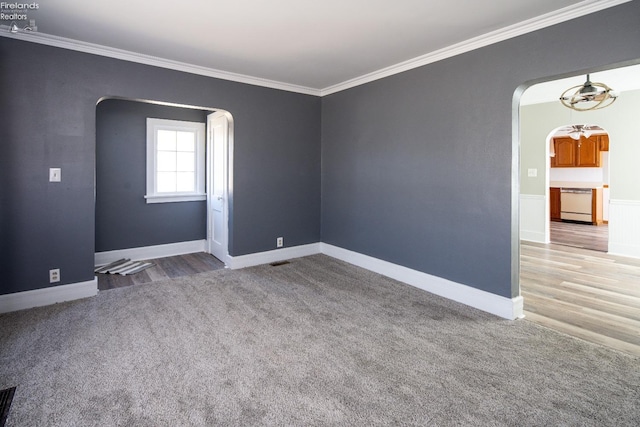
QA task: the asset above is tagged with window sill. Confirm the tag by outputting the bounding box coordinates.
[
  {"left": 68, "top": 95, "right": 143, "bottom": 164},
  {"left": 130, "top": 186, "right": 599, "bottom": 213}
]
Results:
[{"left": 145, "top": 194, "right": 206, "bottom": 204}]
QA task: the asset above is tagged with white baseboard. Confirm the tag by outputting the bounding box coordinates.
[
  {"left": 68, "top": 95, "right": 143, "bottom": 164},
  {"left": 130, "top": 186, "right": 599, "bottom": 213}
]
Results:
[
  {"left": 4, "top": 240, "right": 526, "bottom": 319},
  {"left": 320, "top": 243, "right": 524, "bottom": 320},
  {"left": 608, "top": 243, "right": 640, "bottom": 259},
  {"left": 228, "top": 243, "right": 321, "bottom": 269},
  {"left": 520, "top": 230, "right": 546, "bottom": 243},
  {"left": 0, "top": 278, "right": 98, "bottom": 314},
  {"left": 95, "top": 240, "right": 207, "bottom": 266},
  {"left": 228, "top": 241, "right": 524, "bottom": 319}
]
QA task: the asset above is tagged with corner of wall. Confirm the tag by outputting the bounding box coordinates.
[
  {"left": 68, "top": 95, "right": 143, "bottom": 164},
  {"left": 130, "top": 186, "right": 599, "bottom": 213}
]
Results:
[{"left": 320, "top": 243, "right": 523, "bottom": 320}]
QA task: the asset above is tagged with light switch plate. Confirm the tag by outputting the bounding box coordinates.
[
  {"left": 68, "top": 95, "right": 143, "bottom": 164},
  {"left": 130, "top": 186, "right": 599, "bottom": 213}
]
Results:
[
  {"left": 527, "top": 168, "right": 537, "bottom": 178},
  {"left": 49, "top": 168, "right": 61, "bottom": 182}
]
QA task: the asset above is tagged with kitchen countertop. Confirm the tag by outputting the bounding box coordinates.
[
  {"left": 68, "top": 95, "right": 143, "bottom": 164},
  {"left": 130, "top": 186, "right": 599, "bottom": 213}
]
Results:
[{"left": 550, "top": 181, "right": 604, "bottom": 189}]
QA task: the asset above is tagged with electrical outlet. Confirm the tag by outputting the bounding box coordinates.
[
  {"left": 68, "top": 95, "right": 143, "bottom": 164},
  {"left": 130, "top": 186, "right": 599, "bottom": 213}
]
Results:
[
  {"left": 49, "top": 268, "right": 60, "bottom": 283},
  {"left": 276, "top": 237, "right": 283, "bottom": 248}
]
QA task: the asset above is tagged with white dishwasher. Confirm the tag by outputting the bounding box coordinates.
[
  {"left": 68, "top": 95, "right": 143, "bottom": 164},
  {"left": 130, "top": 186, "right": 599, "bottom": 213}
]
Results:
[{"left": 560, "top": 188, "right": 592, "bottom": 222}]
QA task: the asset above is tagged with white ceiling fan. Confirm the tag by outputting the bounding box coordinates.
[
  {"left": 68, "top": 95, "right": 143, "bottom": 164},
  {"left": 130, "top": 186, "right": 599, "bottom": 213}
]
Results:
[{"left": 555, "top": 124, "right": 604, "bottom": 141}]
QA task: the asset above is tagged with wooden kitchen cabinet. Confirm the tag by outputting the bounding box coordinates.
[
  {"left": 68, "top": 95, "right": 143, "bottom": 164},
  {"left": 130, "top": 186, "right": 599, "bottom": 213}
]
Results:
[
  {"left": 550, "top": 187, "right": 561, "bottom": 221},
  {"left": 551, "top": 135, "right": 602, "bottom": 168},
  {"left": 577, "top": 136, "right": 599, "bottom": 167},
  {"left": 553, "top": 137, "right": 576, "bottom": 167},
  {"left": 592, "top": 188, "right": 604, "bottom": 225}
]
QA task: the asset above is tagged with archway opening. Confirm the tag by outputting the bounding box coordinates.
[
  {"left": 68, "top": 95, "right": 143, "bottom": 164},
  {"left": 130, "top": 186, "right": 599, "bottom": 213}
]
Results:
[
  {"left": 546, "top": 124, "right": 609, "bottom": 251},
  {"left": 94, "top": 97, "right": 233, "bottom": 289},
  {"left": 514, "top": 63, "right": 640, "bottom": 355}
]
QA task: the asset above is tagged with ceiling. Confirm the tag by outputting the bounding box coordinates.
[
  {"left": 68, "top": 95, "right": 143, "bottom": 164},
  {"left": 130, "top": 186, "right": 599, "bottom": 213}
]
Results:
[{"left": 1, "top": 0, "right": 632, "bottom": 94}]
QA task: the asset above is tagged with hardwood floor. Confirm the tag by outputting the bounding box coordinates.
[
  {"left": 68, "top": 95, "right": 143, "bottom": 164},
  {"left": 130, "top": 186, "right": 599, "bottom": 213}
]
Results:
[
  {"left": 520, "top": 241, "right": 640, "bottom": 356},
  {"left": 550, "top": 220, "right": 608, "bottom": 252},
  {"left": 97, "top": 252, "right": 224, "bottom": 291}
]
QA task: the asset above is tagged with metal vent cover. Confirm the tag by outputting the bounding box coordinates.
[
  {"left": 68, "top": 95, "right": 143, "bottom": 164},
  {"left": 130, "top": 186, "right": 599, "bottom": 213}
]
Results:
[{"left": 0, "top": 387, "right": 16, "bottom": 427}]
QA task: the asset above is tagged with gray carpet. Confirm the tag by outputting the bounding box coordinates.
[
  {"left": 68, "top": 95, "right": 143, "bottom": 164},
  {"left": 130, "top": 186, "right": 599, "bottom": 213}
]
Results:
[{"left": 1, "top": 254, "right": 638, "bottom": 426}]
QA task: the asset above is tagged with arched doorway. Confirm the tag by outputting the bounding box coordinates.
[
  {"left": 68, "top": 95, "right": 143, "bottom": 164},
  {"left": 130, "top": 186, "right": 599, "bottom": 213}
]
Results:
[
  {"left": 547, "top": 125, "right": 609, "bottom": 252},
  {"left": 94, "top": 97, "right": 233, "bottom": 288},
  {"left": 515, "top": 65, "right": 640, "bottom": 355}
]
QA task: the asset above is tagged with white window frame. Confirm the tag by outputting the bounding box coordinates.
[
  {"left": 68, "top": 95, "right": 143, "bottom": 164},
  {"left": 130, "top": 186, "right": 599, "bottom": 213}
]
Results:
[{"left": 145, "top": 118, "right": 206, "bottom": 204}]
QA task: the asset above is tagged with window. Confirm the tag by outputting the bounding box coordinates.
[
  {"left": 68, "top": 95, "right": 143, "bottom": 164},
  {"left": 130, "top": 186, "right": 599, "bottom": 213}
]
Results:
[{"left": 145, "top": 118, "right": 206, "bottom": 203}]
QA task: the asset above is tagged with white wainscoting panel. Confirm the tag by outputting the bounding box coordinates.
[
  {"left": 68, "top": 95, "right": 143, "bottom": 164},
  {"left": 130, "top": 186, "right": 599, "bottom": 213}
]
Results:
[
  {"left": 0, "top": 278, "right": 98, "bottom": 314},
  {"left": 519, "top": 194, "right": 547, "bottom": 243},
  {"left": 603, "top": 187, "right": 610, "bottom": 221},
  {"left": 609, "top": 200, "right": 640, "bottom": 259},
  {"left": 320, "top": 243, "right": 524, "bottom": 320},
  {"left": 95, "top": 240, "right": 207, "bottom": 266}
]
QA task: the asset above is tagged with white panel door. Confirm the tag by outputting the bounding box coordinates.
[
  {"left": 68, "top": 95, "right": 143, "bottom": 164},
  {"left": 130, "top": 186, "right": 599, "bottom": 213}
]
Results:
[{"left": 207, "top": 112, "right": 228, "bottom": 262}]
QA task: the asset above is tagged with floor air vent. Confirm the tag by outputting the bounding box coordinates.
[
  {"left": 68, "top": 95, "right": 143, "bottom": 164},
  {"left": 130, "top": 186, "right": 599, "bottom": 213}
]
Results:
[
  {"left": 0, "top": 387, "right": 16, "bottom": 427},
  {"left": 270, "top": 261, "right": 291, "bottom": 267}
]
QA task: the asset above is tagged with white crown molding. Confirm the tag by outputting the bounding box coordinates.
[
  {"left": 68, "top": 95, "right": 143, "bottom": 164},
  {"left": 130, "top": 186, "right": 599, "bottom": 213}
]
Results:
[
  {"left": 0, "top": 0, "right": 630, "bottom": 97},
  {"left": 0, "top": 29, "right": 321, "bottom": 97},
  {"left": 320, "top": 0, "right": 632, "bottom": 96}
]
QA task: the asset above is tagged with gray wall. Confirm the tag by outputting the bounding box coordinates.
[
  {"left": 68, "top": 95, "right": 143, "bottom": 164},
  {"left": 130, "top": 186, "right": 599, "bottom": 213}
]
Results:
[
  {"left": 0, "top": 39, "right": 321, "bottom": 295},
  {"left": 321, "top": 1, "right": 640, "bottom": 298},
  {"left": 95, "top": 99, "right": 208, "bottom": 252},
  {"left": 1, "top": 2, "right": 638, "bottom": 300}
]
